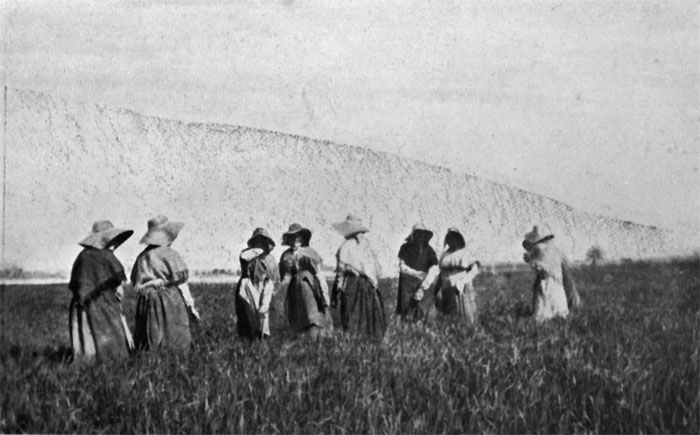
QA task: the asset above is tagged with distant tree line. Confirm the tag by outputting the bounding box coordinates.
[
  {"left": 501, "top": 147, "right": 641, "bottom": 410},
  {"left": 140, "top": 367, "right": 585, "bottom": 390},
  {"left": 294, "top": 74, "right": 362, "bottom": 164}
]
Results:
[{"left": 0, "top": 265, "right": 64, "bottom": 279}]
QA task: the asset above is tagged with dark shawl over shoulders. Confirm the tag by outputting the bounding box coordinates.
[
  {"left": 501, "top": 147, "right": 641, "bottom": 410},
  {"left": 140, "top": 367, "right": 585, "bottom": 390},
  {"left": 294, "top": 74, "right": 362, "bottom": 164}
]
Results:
[
  {"left": 398, "top": 243, "right": 438, "bottom": 272},
  {"left": 68, "top": 248, "right": 130, "bottom": 360},
  {"left": 69, "top": 248, "right": 126, "bottom": 299}
]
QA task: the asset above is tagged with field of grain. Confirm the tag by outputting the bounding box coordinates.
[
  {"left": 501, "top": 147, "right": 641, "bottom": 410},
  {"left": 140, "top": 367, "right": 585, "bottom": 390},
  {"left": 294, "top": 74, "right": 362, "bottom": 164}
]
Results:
[{"left": 1, "top": 260, "right": 698, "bottom": 434}]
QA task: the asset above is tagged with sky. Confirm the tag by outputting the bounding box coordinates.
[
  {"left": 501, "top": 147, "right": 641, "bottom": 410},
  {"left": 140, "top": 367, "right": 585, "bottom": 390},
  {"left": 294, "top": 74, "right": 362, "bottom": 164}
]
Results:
[{"left": 1, "top": 0, "right": 699, "bottom": 270}]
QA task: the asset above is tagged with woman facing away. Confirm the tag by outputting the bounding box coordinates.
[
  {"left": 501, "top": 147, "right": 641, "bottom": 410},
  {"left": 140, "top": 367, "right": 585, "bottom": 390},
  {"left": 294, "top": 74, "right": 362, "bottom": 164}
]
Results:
[
  {"left": 131, "top": 215, "right": 200, "bottom": 351},
  {"left": 417, "top": 227, "right": 481, "bottom": 325},
  {"left": 331, "top": 214, "right": 387, "bottom": 340},
  {"left": 396, "top": 223, "right": 438, "bottom": 320},
  {"left": 522, "top": 225, "right": 578, "bottom": 322},
  {"left": 285, "top": 247, "right": 333, "bottom": 338},
  {"left": 68, "top": 220, "right": 135, "bottom": 361},
  {"left": 235, "top": 247, "right": 275, "bottom": 341}
]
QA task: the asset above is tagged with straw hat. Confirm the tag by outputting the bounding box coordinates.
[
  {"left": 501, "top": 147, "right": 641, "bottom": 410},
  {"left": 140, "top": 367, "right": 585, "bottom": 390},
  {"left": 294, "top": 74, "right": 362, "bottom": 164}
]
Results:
[
  {"left": 240, "top": 247, "right": 264, "bottom": 263},
  {"left": 282, "top": 223, "right": 312, "bottom": 246},
  {"left": 522, "top": 225, "right": 555, "bottom": 251},
  {"left": 79, "top": 220, "right": 133, "bottom": 250},
  {"left": 407, "top": 223, "right": 433, "bottom": 242},
  {"left": 332, "top": 214, "right": 370, "bottom": 238},
  {"left": 247, "top": 227, "right": 276, "bottom": 248},
  {"left": 139, "top": 215, "right": 184, "bottom": 246}
]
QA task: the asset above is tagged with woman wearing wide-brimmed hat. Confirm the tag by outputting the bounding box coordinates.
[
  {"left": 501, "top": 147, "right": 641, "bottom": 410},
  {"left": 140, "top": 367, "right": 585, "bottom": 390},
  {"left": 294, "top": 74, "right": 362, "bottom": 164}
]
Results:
[
  {"left": 285, "top": 247, "right": 333, "bottom": 338},
  {"left": 68, "top": 220, "right": 135, "bottom": 360},
  {"left": 131, "top": 215, "right": 200, "bottom": 351},
  {"left": 331, "top": 214, "right": 386, "bottom": 339},
  {"left": 277, "top": 223, "right": 331, "bottom": 322},
  {"left": 235, "top": 247, "right": 275, "bottom": 340},
  {"left": 396, "top": 223, "right": 438, "bottom": 319},
  {"left": 279, "top": 223, "right": 313, "bottom": 282},
  {"left": 522, "top": 225, "right": 579, "bottom": 321},
  {"left": 418, "top": 227, "right": 481, "bottom": 324}
]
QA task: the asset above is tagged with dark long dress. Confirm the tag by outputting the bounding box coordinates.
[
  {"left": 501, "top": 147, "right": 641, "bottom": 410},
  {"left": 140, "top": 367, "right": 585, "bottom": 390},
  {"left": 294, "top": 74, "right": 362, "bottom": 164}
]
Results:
[
  {"left": 68, "top": 248, "right": 132, "bottom": 360},
  {"left": 132, "top": 246, "right": 191, "bottom": 351},
  {"left": 286, "top": 270, "right": 332, "bottom": 333},
  {"left": 337, "top": 274, "right": 386, "bottom": 339},
  {"left": 396, "top": 242, "right": 438, "bottom": 316}
]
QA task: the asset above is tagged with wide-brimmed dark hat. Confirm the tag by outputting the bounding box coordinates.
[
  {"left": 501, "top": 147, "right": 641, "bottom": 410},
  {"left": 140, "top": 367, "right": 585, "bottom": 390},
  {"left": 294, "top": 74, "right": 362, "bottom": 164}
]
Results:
[
  {"left": 282, "top": 223, "right": 312, "bottom": 246},
  {"left": 332, "top": 214, "right": 370, "bottom": 238},
  {"left": 407, "top": 223, "right": 433, "bottom": 242},
  {"left": 79, "top": 220, "right": 133, "bottom": 250},
  {"left": 247, "top": 227, "right": 276, "bottom": 248},
  {"left": 522, "top": 225, "right": 554, "bottom": 251},
  {"left": 140, "top": 215, "right": 184, "bottom": 246},
  {"left": 444, "top": 227, "right": 466, "bottom": 248}
]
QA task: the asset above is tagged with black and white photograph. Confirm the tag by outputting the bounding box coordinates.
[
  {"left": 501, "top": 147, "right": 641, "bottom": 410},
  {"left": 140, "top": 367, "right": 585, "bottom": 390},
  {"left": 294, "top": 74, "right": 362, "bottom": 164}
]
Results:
[{"left": 1, "top": 1, "right": 698, "bottom": 433}]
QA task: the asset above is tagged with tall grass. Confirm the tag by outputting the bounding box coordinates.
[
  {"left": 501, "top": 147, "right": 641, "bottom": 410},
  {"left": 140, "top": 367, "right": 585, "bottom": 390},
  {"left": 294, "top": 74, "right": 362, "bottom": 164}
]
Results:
[{"left": 1, "top": 260, "right": 698, "bottom": 433}]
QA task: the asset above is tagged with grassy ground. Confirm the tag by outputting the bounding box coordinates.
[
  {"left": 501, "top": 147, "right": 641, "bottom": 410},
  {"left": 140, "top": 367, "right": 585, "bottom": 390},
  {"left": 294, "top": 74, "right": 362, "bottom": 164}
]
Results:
[{"left": 1, "top": 260, "right": 698, "bottom": 433}]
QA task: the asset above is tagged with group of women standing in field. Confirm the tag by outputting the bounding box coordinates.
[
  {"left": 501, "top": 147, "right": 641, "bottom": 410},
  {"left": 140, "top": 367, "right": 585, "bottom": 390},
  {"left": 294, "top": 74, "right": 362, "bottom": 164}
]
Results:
[
  {"left": 67, "top": 213, "right": 581, "bottom": 361},
  {"left": 69, "top": 216, "right": 201, "bottom": 360}
]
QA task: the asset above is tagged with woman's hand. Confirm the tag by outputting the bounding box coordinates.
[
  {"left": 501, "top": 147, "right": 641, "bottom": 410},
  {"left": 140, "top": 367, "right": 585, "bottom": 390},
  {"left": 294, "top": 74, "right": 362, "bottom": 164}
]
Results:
[
  {"left": 413, "top": 288, "right": 425, "bottom": 301},
  {"left": 189, "top": 306, "right": 201, "bottom": 323}
]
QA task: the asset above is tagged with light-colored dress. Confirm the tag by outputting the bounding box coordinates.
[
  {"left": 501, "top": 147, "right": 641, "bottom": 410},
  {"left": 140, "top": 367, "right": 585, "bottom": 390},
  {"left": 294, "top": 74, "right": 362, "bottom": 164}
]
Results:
[
  {"left": 435, "top": 248, "right": 480, "bottom": 324},
  {"left": 132, "top": 246, "right": 192, "bottom": 351},
  {"left": 68, "top": 248, "right": 134, "bottom": 360},
  {"left": 333, "top": 237, "right": 386, "bottom": 339},
  {"left": 527, "top": 242, "right": 569, "bottom": 322}
]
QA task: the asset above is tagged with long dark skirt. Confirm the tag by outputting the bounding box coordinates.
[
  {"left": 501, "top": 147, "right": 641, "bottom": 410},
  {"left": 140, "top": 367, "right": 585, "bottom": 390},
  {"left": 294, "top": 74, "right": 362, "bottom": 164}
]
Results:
[
  {"left": 134, "top": 286, "right": 191, "bottom": 351},
  {"left": 286, "top": 273, "right": 332, "bottom": 334},
  {"left": 438, "top": 285, "right": 478, "bottom": 324},
  {"left": 396, "top": 273, "right": 422, "bottom": 317},
  {"left": 69, "top": 291, "right": 132, "bottom": 360},
  {"left": 340, "top": 275, "right": 387, "bottom": 339},
  {"left": 406, "top": 287, "right": 438, "bottom": 325},
  {"left": 235, "top": 292, "right": 263, "bottom": 341}
]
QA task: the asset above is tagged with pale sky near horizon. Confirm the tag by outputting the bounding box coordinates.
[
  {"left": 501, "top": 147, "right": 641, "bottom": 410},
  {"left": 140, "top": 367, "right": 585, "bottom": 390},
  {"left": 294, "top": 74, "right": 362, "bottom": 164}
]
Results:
[{"left": 1, "top": 0, "right": 699, "bottom": 260}]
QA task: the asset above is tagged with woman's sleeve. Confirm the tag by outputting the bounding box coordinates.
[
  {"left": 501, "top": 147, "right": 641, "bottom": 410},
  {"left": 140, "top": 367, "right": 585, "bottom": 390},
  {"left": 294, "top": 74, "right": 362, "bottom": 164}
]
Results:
[
  {"left": 279, "top": 253, "right": 288, "bottom": 280},
  {"left": 107, "top": 253, "right": 127, "bottom": 285},
  {"left": 428, "top": 248, "right": 439, "bottom": 268},
  {"left": 260, "top": 280, "right": 274, "bottom": 313},
  {"left": 166, "top": 250, "right": 189, "bottom": 285},
  {"left": 130, "top": 257, "right": 140, "bottom": 286}
]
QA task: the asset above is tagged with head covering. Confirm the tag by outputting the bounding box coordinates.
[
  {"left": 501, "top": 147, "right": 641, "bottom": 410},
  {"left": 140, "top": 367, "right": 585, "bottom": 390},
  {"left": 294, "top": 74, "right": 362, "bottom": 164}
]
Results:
[
  {"left": 79, "top": 220, "right": 133, "bottom": 250},
  {"left": 522, "top": 225, "right": 555, "bottom": 251},
  {"left": 332, "top": 214, "right": 370, "bottom": 238},
  {"left": 247, "top": 228, "right": 276, "bottom": 249},
  {"left": 139, "top": 215, "right": 184, "bottom": 246},
  {"left": 444, "top": 227, "right": 466, "bottom": 250},
  {"left": 240, "top": 247, "right": 267, "bottom": 284},
  {"left": 407, "top": 223, "right": 433, "bottom": 243},
  {"left": 282, "top": 223, "right": 312, "bottom": 247}
]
